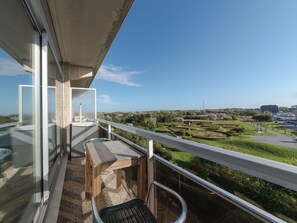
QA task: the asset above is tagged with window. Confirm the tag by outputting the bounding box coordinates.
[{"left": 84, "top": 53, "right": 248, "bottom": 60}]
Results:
[{"left": 0, "top": 1, "right": 41, "bottom": 222}]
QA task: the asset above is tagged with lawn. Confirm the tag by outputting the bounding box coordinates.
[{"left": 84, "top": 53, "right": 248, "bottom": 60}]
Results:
[
  {"left": 171, "top": 150, "right": 193, "bottom": 168},
  {"left": 260, "top": 121, "right": 297, "bottom": 137},
  {"left": 165, "top": 120, "right": 297, "bottom": 166},
  {"left": 166, "top": 120, "right": 297, "bottom": 223},
  {"left": 182, "top": 136, "right": 297, "bottom": 165},
  {"left": 212, "top": 120, "right": 271, "bottom": 136}
]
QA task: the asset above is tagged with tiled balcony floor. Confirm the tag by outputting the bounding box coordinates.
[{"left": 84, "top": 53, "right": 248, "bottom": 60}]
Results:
[{"left": 57, "top": 158, "right": 134, "bottom": 223}]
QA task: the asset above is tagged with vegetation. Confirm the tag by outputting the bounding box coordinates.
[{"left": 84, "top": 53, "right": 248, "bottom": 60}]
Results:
[
  {"left": 99, "top": 108, "right": 297, "bottom": 222},
  {"left": 0, "top": 115, "right": 17, "bottom": 124},
  {"left": 252, "top": 114, "right": 272, "bottom": 122},
  {"left": 188, "top": 156, "right": 297, "bottom": 222},
  {"left": 259, "top": 121, "right": 297, "bottom": 137}
]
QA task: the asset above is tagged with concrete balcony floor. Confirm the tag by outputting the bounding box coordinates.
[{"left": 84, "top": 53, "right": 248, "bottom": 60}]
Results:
[{"left": 57, "top": 158, "right": 134, "bottom": 223}]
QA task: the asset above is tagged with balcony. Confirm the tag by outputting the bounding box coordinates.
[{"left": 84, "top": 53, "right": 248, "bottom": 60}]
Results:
[{"left": 49, "top": 119, "right": 297, "bottom": 223}]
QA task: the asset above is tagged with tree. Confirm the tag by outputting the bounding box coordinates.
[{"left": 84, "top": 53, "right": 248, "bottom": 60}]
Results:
[{"left": 252, "top": 115, "right": 272, "bottom": 122}]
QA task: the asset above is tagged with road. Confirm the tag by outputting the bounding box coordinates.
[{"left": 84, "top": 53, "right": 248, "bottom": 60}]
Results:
[
  {"left": 245, "top": 122, "right": 297, "bottom": 149},
  {"left": 251, "top": 135, "right": 297, "bottom": 149}
]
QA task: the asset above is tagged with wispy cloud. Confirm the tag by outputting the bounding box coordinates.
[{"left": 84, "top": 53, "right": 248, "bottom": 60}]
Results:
[
  {"left": 97, "top": 94, "right": 119, "bottom": 104},
  {"left": 96, "top": 64, "right": 143, "bottom": 87},
  {"left": 0, "top": 57, "right": 25, "bottom": 76}
]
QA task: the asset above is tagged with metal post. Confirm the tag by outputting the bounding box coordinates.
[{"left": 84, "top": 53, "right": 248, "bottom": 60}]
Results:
[
  {"left": 147, "top": 139, "right": 155, "bottom": 213},
  {"left": 18, "top": 85, "right": 23, "bottom": 124},
  {"left": 108, "top": 124, "right": 111, "bottom": 140}
]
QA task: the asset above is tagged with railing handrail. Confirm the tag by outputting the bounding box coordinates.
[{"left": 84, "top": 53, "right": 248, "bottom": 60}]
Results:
[
  {"left": 0, "top": 122, "right": 18, "bottom": 129},
  {"left": 98, "top": 118, "right": 297, "bottom": 193}
]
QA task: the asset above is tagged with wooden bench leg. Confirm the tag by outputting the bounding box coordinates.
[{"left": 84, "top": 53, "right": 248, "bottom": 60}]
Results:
[
  {"left": 116, "top": 169, "right": 122, "bottom": 192},
  {"left": 85, "top": 153, "right": 91, "bottom": 200},
  {"left": 93, "top": 166, "right": 103, "bottom": 209},
  {"left": 137, "top": 157, "right": 146, "bottom": 201}
]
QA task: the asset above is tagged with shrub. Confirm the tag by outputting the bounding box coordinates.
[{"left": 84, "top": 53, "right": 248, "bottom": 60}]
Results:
[
  {"left": 207, "top": 124, "right": 221, "bottom": 131},
  {"left": 154, "top": 142, "right": 173, "bottom": 161},
  {"left": 231, "top": 127, "right": 245, "bottom": 133},
  {"left": 252, "top": 115, "right": 272, "bottom": 122},
  {"left": 188, "top": 156, "right": 297, "bottom": 221}
]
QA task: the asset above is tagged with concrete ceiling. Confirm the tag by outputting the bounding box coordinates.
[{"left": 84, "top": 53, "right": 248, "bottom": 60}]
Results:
[{"left": 46, "top": 0, "right": 134, "bottom": 87}]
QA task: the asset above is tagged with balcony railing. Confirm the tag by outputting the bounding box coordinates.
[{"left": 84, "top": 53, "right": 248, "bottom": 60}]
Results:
[{"left": 98, "top": 118, "right": 297, "bottom": 223}]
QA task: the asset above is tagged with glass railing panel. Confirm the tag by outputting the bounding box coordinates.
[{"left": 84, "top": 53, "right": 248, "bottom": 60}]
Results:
[
  {"left": 186, "top": 156, "right": 297, "bottom": 222},
  {"left": 155, "top": 159, "right": 262, "bottom": 223},
  {"left": 154, "top": 184, "right": 182, "bottom": 223},
  {"left": 98, "top": 120, "right": 297, "bottom": 222},
  {"left": 113, "top": 128, "right": 148, "bottom": 149}
]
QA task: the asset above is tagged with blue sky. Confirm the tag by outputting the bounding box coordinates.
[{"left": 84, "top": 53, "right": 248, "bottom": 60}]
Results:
[
  {"left": 91, "top": 0, "right": 297, "bottom": 112},
  {"left": 1, "top": 1, "right": 297, "bottom": 114}
]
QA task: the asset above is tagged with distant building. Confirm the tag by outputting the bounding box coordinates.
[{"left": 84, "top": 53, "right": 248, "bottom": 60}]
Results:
[
  {"left": 272, "top": 112, "right": 296, "bottom": 121},
  {"left": 260, "top": 105, "right": 278, "bottom": 114}
]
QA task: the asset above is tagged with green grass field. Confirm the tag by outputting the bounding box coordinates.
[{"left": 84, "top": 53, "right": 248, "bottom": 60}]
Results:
[
  {"left": 157, "top": 120, "right": 297, "bottom": 166},
  {"left": 260, "top": 121, "right": 297, "bottom": 137},
  {"left": 164, "top": 120, "right": 297, "bottom": 223},
  {"left": 181, "top": 136, "right": 297, "bottom": 165},
  {"left": 171, "top": 150, "right": 193, "bottom": 168}
]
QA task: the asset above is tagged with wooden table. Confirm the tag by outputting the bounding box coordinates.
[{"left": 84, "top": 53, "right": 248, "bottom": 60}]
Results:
[{"left": 85, "top": 140, "right": 146, "bottom": 208}]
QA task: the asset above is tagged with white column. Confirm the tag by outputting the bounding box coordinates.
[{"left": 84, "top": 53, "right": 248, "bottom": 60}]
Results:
[
  {"left": 108, "top": 124, "right": 111, "bottom": 139},
  {"left": 79, "top": 103, "right": 82, "bottom": 122},
  {"left": 147, "top": 139, "right": 155, "bottom": 213}
]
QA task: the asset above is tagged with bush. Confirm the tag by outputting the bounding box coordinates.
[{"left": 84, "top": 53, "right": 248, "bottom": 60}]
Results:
[
  {"left": 188, "top": 156, "right": 297, "bottom": 221},
  {"left": 154, "top": 142, "right": 173, "bottom": 161},
  {"left": 252, "top": 115, "right": 272, "bottom": 122},
  {"left": 207, "top": 124, "right": 221, "bottom": 131},
  {"left": 231, "top": 127, "right": 245, "bottom": 133}
]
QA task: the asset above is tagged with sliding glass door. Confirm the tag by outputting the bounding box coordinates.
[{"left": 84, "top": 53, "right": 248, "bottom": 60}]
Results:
[{"left": 0, "top": 0, "right": 41, "bottom": 222}]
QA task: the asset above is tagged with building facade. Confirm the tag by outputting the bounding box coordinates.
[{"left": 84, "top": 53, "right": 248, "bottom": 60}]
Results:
[
  {"left": 260, "top": 105, "right": 279, "bottom": 114},
  {"left": 0, "top": 1, "right": 132, "bottom": 222}
]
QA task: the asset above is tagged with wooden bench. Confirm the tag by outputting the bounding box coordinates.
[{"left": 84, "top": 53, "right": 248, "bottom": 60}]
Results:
[{"left": 85, "top": 140, "right": 146, "bottom": 208}]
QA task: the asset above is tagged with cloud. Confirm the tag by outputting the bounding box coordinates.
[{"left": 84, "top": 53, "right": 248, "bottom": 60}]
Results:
[
  {"left": 0, "top": 57, "right": 25, "bottom": 76},
  {"left": 96, "top": 64, "right": 143, "bottom": 87},
  {"left": 97, "top": 94, "right": 119, "bottom": 104}
]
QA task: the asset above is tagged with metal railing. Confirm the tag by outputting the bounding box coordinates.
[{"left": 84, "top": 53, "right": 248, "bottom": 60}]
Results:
[
  {"left": 98, "top": 118, "right": 297, "bottom": 223},
  {"left": 98, "top": 119, "right": 297, "bottom": 192}
]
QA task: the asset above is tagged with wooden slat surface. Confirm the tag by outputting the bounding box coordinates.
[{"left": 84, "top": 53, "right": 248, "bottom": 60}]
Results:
[
  {"left": 104, "top": 141, "right": 143, "bottom": 160},
  {"left": 88, "top": 141, "right": 143, "bottom": 167},
  {"left": 86, "top": 143, "right": 116, "bottom": 165}
]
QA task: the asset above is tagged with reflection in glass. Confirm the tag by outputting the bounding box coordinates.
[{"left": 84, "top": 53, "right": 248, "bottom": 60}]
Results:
[
  {"left": 19, "top": 85, "right": 34, "bottom": 125},
  {"left": 0, "top": 1, "right": 40, "bottom": 222},
  {"left": 48, "top": 49, "right": 58, "bottom": 178}
]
